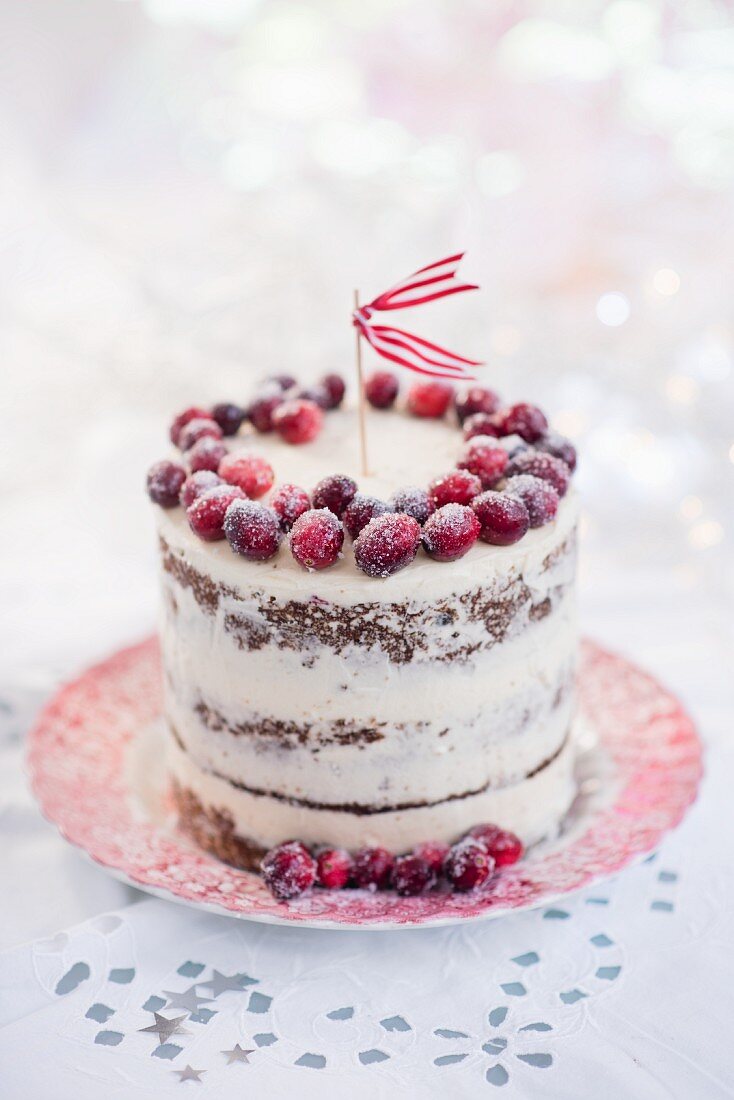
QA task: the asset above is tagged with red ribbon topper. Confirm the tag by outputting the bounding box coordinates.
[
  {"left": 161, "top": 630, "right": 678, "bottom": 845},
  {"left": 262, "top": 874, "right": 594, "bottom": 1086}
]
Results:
[{"left": 352, "top": 253, "right": 483, "bottom": 380}]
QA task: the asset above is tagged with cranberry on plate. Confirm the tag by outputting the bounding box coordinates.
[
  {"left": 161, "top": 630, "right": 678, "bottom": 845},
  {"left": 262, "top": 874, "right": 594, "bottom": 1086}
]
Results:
[
  {"left": 412, "top": 841, "right": 449, "bottom": 874},
  {"left": 316, "top": 848, "right": 353, "bottom": 889},
  {"left": 351, "top": 846, "right": 394, "bottom": 890},
  {"left": 468, "top": 823, "right": 524, "bottom": 867},
  {"left": 391, "top": 854, "right": 435, "bottom": 897},
  {"left": 443, "top": 837, "right": 495, "bottom": 892},
  {"left": 261, "top": 841, "right": 316, "bottom": 900}
]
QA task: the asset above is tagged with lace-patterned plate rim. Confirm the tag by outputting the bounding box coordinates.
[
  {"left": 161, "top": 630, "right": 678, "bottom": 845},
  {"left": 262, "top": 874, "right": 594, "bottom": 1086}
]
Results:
[{"left": 26, "top": 636, "right": 702, "bottom": 930}]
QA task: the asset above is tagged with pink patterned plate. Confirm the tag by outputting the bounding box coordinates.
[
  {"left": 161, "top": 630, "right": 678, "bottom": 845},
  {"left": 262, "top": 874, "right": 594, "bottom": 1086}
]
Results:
[{"left": 27, "top": 637, "right": 702, "bottom": 930}]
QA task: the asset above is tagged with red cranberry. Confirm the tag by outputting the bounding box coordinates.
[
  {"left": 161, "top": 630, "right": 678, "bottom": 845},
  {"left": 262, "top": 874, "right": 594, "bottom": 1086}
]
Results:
[
  {"left": 179, "top": 470, "right": 224, "bottom": 508},
  {"left": 186, "top": 436, "right": 227, "bottom": 473},
  {"left": 223, "top": 499, "right": 282, "bottom": 561},
  {"left": 353, "top": 513, "right": 421, "bottom": 578},
  {"left": 343, "top": 493, "right": 391, "bottom": 539},
  {"left": 248, "top": 389, "right": 284, "bottom": 433},
  {"left": 537, "top": 430, "right": 577, "bottom": 472},
  {"left": 312, "top": 474, "right": 358, "bottom": 517},
  {"left": 365, "top": 370, "right": 399, "bottom": 410},
  {"left": 261, "top": 841, "right": 316, "bottom": 900},
  {"left": 146, "top": 460, "right": 187, "bottom": 507},
  {"left": 422, "top": 504, "right": 481, "bottom": 562},
  {"left": 463, "top": 412, "right": 501, "bottom": 440},
  {"left": 187, "top": 485, "right": 245, "bottom": 541},
  {"left": 443, "top": 837, "right": 495, "bottom": 892},
  {"left": 458, "top": 438, "right": 509, "bottom": 488},
  {"left": 391, "top": 854, "right": 435, "bottom": 897},
  {"left": 211, "top": 402, "right": 245, "bottom": 436},
  {"left": 319, "top": 373, "right": 346, "bottom": 410},
  {"left": 273, "top": 399, "right": 323, "bottom": 444},
  {"left": 413, "top": 841, "right": 449, "bottom": 874},
  {"left": 169, "top": 406, "right": 210, "bottom": 446},
  {"left": 469, "top": 825, "right": 524, "bottom": 867},
  {"left": 507, "top": 450, "right": 570, "bottom": 497},
  {"left": 351, "top": 846, "right": 394, "bottom": 890},
  {"left": 178, "top": 417, "right": 223, "bottom": 452},
  {"left": 389, "top": 487, "right": 435, "bottom": 526},
  {"left": 270, "top": 483, "right": 311, "bottom": 531},
  {"left": 407, "top": 381, "right": 453, "bottom": 419},
  {"left": 455, "top": 386, "right": 500, "bottom": 424},
  {"left": 219, "top": 452, "right": 275, "bottom": 499},
  {"left": 429, "top": 469, "right": 482, "bottom": 508},
  {"left": 290, "top": 508, "right": 344, "bottom": 570},
  {"left": 495, "top": 402, "right": 548, "bottom": 443},
  {"left": 471, "top": 491, "right": 529, "bottom": 546},
  {"left": 266, "top": 373, "right": 297, "bottom": 392},
  {"left": 503, "top": 474, "right": 559, "bottom": 527},
  {"left": 316, "top": 848, "right": 353, "bottom": 889}
]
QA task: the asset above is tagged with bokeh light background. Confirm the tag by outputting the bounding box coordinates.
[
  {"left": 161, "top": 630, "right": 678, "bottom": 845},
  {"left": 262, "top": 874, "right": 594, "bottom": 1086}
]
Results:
[{"left": 1, "top": 0, "right": 732, "bottom": 693}]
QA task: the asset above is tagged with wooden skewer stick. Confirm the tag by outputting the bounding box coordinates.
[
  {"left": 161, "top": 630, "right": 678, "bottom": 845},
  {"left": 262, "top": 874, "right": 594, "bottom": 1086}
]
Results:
[{"left": 353, "top": 288, "right": 370, "bottom": 477}]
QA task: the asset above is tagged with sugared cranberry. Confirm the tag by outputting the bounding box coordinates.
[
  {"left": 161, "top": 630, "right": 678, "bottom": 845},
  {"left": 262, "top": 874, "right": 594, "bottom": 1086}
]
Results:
[
  {"left": 273, "top": 399, "right": 323, "bottom": 445},
  {"left": 443, "top": 837, "right": 495, "bottom": 892},
  {"left": 507, "top": 450, "right": 570, "bottom": 497},
  {"left": 389, "top": 486, "right": 435, "bottom": 526},
  {"left": 219, "top": 452, "right": 275, "bottom": 499},
  {"left": 503, "top": 474, "right": 559, "bottom": 528},
  {"left": 248, "top": 389, "right": 284, "bottom": 433},
  {"left": 429, "top": 469, "right": 482, "bottom": 508},
  {"left": 407, "top": 381, "right": 453, "bottom": 419},
  {"left": 495, "top": 402, "right": 548, "bottom": 443},
  {"left": 455, "top": 386, "right": 501, "bottom": 424},
  {"left": 261, "top": 841, "right": 316, "bottom": 900},
  {"left": 422, "top": 504, "right": 481, "bottom": 562},
  {"left": 270, "top": 483, "right": 311, "bottom": 531},
  {"left": 351, "top": 846, "right": 394, "bottom": 890},
  {"left": 319, "top": 373, "right": 346, "bottom": 410},
  {"left": 413, "top": 841, "right": 450, "bottom": 874},
  {"left": 365, "top": 370, "right": 399, "bottom": 410},
  {"left": 391, "top": 854, "right": 435, "bottom": 897},
  {"left": 536, "top": 430, "right": 577, "bottom": 472},
  {"left": 496, "top": 433, "right": 531, "bottom": 459},
  {"left": 146, "top": 460, "right": 187, "bottom": 507},
  {"left": 211, "top": 402, "right": 245, "bottom": 436},
  {"left": 312, "top": 474, "right": 358, "bottom": 517},
  {"left": 178, "top": 417, "right": 223, "bottom": 452},
  {"left": 316, "top": 848, "right": 353, "bottom": 889},
  {"left": 458, "top": 438, "right": 509, "bottom": 488},
  {"left": 187, "top": 485, "right": 245, "bottom": 541},
  {"left": 471, "top": 491, "right": 529, "bottom": 546},
  {"left": 266, "top": 373, "right": 297, "bottom": 392},
  {"left": 298, "top": 384, "right": 331, "bottom": 409},
  {"left": 186, "top": 436, "right": 227, "bottom": 473},
  {"left": 223, "top": 499, "right": 281, "bottom": 561},
  {"left": 179, "top": 470, "right": 224, "bottom": 508},
  {"left": 290, "top": 508, "right": 344, "bottom": 570},
  {"left": 463, "top": 412, "right": 501, "bottom": 441},
  {"left": 353, "top": 513, "right": 421, "bottom": 578},
  {"left": 169, "top": 406, "right": 210, "bottom": 447},
  {"left": 469, "top": 824, "right": 524, "bottom": 867},
  {"left": 343, "top": 493, "right": 391, "bottom": 539}
]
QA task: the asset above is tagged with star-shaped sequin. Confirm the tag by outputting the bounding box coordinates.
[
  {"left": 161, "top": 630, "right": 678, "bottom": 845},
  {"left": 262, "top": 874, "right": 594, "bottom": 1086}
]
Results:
[
  {"left": 162, "top": 986, "right": 214, "bottom": 1014},
  {"left": 172, "top": 1065, "right": 205, "bottom": 1083},
  {"left": 222, "top": 1043, "right": 255, "bottom": 1064},
  {"left": 138, "top": 1012, "right": 190, "bottom": 1045},
  {"left": 199, "top": 970, "right": 249, "bottom": 997}
]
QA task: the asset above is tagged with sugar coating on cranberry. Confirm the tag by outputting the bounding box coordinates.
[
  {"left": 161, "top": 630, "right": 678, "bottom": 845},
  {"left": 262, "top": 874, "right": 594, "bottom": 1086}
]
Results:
[
  {"left": 365, "top": 370, "right": 399, "bottom": 410},
  {"left": 412, "top": 841, "right": 450, "bottom": 874},
  {"left": 407, "top": 381, "right": 453, "bottom": 419},
  {"left": 290, "top": 508, "right": 344, "bottom": 570},
  {"left": 224, "top": 498, "right": 282, "bottom": 561},
  {"left": 471, "top": 491, "right": 529, "bottom": 546},
  {"left": 219, "top": 451, "right": 275, "bottom": 499},
  {"left": 186, "top": 436, "right": 227, "bottom": 473},
  {"left": 179, "top": 470, "right": 223, "bottom": 508},
  {"left": 503, "top": 474, "right": 559, "bottom": 528},
  {"left": 177, "top": 416, "right": 223, "bottom": 452},
  {"left": 458, "top": 438, "right": 509, "bottom": 488},
  {"left": 343, "top": 492, "right": 392, "bottom": 539},
  {"left": 312, "top": 473, "right": 358, "bottom": 517},
  {"left": 273, "top": 398, "right": 323, "bottom": 444},
  {"left": 389, "top": 486, "right": 435, "bottom": 526},
  {"left": 270, "top": 483, "right": 311, "bottom": 531},
  {"left": 507, "top": 449, "right": 570, "bottom": 497},
  {"left": 248, "top": 388, "right": 284, "bottom": 432},
  {"left": 422, "top": 503, "right": 481, "bottom": 562},
  {"left": 469, "top": 825, "right": 524, "bottom": 867},
  {"left": 495, "top": 433, "right": 531, "bottom": 459},
  {"left": 455, "top": 386, "right": 501, "bottom": 424},
  {"left": 169, "top": 406, "right": 210, "bottom": 446},
  {"left": 443, "top": 837, "right": 495, "bottom": 892},
  {"left": 146, "top": 460, "right": 187, "bottom": 507},
  {"left": 319, "top": 373, "right": 346, "bottom": 410},
  {"left": 261, "top": 841, "right": 316, "bottom": 900},
  {"left": 211, "top": 402, "right": 245, "bottom": 436},
  {"left": 353, "top": 513, "right": 421, "bottom": 578},
  {"left": 391, "top": 854, "right": 435, "bottom": 897},
  {"left": 187, "top": 485, "right": 245, "bottom": 541},
  {"left": 429, "top": 469, "right": 482, "bottom": 508},
  {"left": 496, "top": 402, "right": 548, "bottom": 443},
  {"left": 536, "top": 430, "right": 577, "bottom": 472},
  {"left": 351, "top": 846, "right": 394, "bottom": 890},
  {"left": 316, "top": 847, "right": 353, "bottom": 889},
  {"left": 463, "top": 412, "right": 501, "bottom": 440}
]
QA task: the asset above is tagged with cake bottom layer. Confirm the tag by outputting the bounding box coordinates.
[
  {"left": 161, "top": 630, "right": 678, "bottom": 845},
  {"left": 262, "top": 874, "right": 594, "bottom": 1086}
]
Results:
[{"left": 168, "top": 728, "right": 577, "bottom": 864}]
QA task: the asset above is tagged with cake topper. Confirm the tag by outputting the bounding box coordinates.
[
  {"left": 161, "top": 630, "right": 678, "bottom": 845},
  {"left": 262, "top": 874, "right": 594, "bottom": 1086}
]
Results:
[{"left": 352, "top": 253, "right": 482, "bottom": 474}]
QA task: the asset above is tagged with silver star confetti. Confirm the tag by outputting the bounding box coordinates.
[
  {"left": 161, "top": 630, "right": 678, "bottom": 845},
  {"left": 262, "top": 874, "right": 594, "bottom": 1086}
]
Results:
[
  {"left": 173, "top": 1065, "right": 205, "bottom": 1083},
  {"left": 138, "top": 1012, "right": 190, "bottom": 1045},
  {"left": 199, "top": 970, "right": 249, "bottom": 997},
  {"left": 162, "top": 986, "right": 214, "bottom": 1014},
  {"left": 222, "top": 1043, "right": 255, "bottom": 1064}
]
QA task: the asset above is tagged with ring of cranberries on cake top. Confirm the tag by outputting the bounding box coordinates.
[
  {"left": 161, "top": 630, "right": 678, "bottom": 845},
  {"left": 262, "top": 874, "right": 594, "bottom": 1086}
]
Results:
[{"left": 154, "top": 402, "right": 578, "bottom": 871}]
